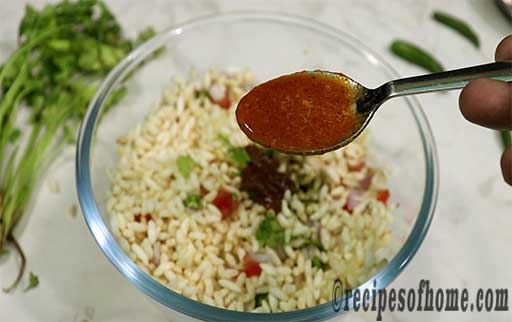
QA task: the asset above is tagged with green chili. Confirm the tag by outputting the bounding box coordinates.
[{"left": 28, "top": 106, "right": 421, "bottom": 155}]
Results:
[
  {"left": 390, "top": 40, "right": 444, "bottom": 73},
  {"left": 433, "top": 11, "right": 480, "bottom": 48}
]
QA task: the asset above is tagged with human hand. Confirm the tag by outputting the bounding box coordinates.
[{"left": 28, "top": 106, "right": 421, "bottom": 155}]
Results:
[{"left": 459, "top": 34, "right": 512, "bottom": 185}]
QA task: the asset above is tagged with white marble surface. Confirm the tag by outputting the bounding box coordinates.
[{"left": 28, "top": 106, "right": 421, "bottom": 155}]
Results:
[{"left": 0, "top": 1, "right": 511, "bottom": 321}]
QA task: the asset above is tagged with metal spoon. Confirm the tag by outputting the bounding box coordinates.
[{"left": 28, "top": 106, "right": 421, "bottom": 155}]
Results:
[{"left": 313, "top": 61, "right": 512, "bottom": 154}]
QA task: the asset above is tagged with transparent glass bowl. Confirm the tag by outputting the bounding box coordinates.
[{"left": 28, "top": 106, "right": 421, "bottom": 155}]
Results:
[{"left": 76, "top": 12, "right": 439, "bottom": 322}]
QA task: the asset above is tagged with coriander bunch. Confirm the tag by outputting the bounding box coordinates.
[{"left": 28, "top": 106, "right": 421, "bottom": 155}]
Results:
[{"left": 0, "top": 0, "right": 159, "bottom": 292}]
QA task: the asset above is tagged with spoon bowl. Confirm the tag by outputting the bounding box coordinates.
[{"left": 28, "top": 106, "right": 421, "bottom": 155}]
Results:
[{"left": 236, "top": 70, "right": 367, "bottom": 155}]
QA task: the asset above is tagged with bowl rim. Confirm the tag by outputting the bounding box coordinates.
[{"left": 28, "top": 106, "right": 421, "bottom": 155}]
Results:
[{"left": 76, "top": 11, "right": 439, "bottom": 322}]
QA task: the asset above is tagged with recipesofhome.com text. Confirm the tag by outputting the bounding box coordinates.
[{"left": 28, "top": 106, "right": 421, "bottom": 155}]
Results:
[{"left": 331, "top": 279, "right": 509, "bottom": 320}]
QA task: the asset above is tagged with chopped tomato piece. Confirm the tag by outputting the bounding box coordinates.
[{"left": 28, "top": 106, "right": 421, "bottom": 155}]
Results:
[
  {"left": 342, "top": 202, "right": 353, "bottom": 214},
  {"left": 243, "top": 254, "right": 262, "bottom": 277},
  {"left": 348, "top": 161, "right": 366, "bottom": 171},
  {"left": 209, "top": 88, "right": 231, "bottom": 109},
  {"left": 376, "top": 189, "right": 390, "bottom": 205},
  {"left": 212, "top": 188, "right": 239, "bottom": 219}
]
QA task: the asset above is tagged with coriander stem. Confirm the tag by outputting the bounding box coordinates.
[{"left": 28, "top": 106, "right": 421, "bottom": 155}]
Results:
[
  {"left": 0, "top": 27, "right": 57, "bottom": 90},
  {"left": 0, "top": 83, "right": 32, "bottom": 169},
  {"left": 0, "top": 64, "right": 28, "bottom": 141},
  {"left": 2, "top": 234, "right": 26, "bottom": 293}
]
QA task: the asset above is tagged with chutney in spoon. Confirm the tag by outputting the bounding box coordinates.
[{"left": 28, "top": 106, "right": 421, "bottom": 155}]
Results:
[{"left": 236, "top": 62, "right": 511, "bottom": 154}]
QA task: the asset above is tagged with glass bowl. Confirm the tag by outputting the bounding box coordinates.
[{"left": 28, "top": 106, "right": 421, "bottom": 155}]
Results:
[{"left": 76, "top": 12, "right": 439, "bottom": 322}]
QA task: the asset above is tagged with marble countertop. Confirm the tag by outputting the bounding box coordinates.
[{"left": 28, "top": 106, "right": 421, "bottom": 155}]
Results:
[{"left": 0, "top": 1, "right": 510, "bottom": 321}]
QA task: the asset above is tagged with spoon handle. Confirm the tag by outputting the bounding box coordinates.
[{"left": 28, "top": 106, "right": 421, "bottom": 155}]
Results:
[{"left": 388, "top": 61, "right": 512, "bottom": 97}]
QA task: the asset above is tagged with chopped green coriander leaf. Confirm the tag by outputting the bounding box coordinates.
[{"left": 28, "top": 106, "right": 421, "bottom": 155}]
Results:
[
  {"left": 195, "top": 89, "right": 210, "bottom": 99},
  {"left": 176, "top": 155, "right": 195, "bottom": 179},
  {"left": 256, "top": 213, "right": 285, "bottom": 249},
  {"left": 217, "top": 133, "right": 232, "bottom": 146},
  {"left": 24, "top": 272, "right": 39, "bottom": 292},
  {"left": 231, "top": 193, "right": 239, "bottom": 200},
  {"left": 229, "top": 147, "right": 251, "bottom": 168},
  {"left": 311, "top": 255, "right": 326, "bottom": 270},
  {"left": 255, "top": 293, "right": 269, "bottom": 308},
  {"left": 184, "top": 194, "right": 202, "bottom": 209}
]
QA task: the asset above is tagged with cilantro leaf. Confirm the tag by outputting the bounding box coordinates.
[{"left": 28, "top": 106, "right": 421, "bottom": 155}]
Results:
[
  {"left": 229, "top": 147, "right": 251, "bottom": 168},
  {"left": 217, "top": 133, "right": 231, "bottom": 146},
  {"left": 255, "top": 293, "right": 268, "bottom": 308},
  {"left": 183, "top": 194, "right": 202, "bottom": 209},
  {"left": 217, "top": 135, "right": 251, "bottom": 168},
  {"left": 176, "top": 155, "right": 195, "bottom": 179},
  {"left": 24, "top": 272, "right": 39, "bottom": 292},
  {"left": 255, "top": 213, "right": 284, "bottom": 249},
  {"left": 311, "top": 255, "right": 326, "bottom": 270},
  {"left": 47, "top": 39, "right": 71, "bottom": 51},
  {"left": 195, "top": 89, "right": 210, "bottom": 99}
]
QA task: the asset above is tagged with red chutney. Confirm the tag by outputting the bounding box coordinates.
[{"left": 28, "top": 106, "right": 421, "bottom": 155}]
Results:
[{"left": 236, "top": 71, "right": 363, "bottom": 153}]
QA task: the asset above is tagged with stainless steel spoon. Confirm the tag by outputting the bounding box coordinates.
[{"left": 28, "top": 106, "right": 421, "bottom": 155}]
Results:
[{"left": 315, "top": 61, "right": 512, "bottom": 154}]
